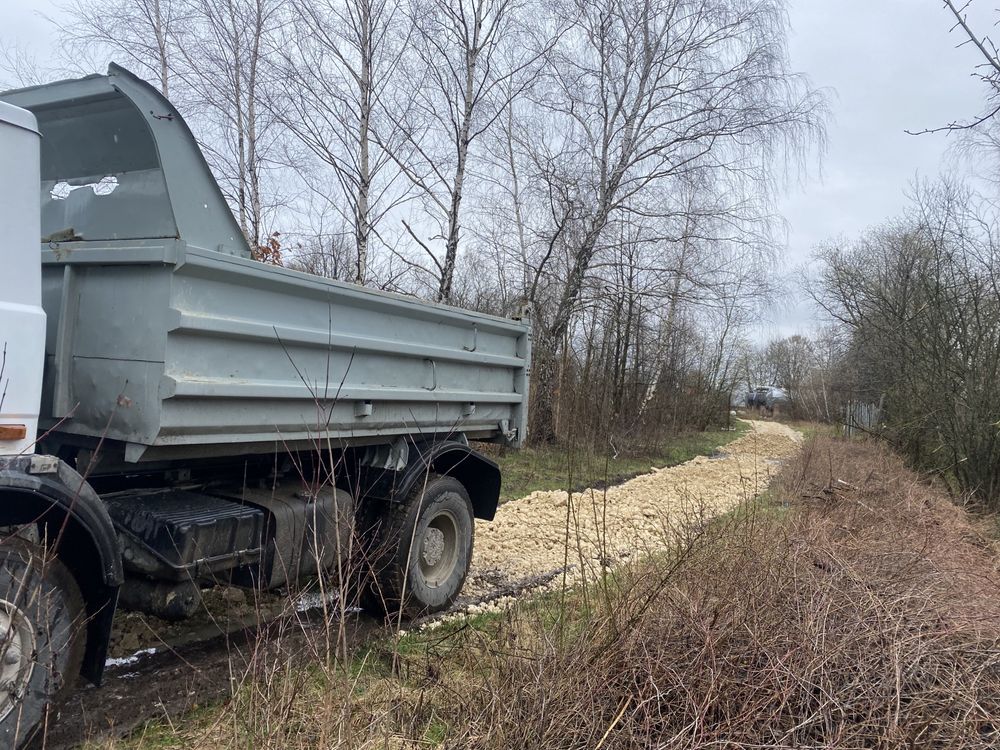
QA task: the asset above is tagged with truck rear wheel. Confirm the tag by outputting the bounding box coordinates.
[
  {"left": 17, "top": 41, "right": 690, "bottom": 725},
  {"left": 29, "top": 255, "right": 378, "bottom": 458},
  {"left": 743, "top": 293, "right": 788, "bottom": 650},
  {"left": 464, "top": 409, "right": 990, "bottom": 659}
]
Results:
[
  {"left": 0, "top": 539, "right": 85, "bottom": 748},
  {"left": 363, "top": 474, "right": 474, "bottom": 619}
]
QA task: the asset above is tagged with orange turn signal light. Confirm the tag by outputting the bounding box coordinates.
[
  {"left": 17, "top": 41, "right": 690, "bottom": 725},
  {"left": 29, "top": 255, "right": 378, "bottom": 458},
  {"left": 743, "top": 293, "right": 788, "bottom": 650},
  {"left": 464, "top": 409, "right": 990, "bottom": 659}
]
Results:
[{"left": 0, "top": 424, "right": 27, "bottom": 441}]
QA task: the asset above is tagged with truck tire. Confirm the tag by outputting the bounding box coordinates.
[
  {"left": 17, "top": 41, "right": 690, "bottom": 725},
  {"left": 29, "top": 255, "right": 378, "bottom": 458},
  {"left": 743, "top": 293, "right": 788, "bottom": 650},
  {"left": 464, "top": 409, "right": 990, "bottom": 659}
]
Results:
[
  {"left": 0, "top": 539, "right": 85, "bottom": 749},
  {"left": 362, "top": 474, "right": 474, "bottom": 620}
]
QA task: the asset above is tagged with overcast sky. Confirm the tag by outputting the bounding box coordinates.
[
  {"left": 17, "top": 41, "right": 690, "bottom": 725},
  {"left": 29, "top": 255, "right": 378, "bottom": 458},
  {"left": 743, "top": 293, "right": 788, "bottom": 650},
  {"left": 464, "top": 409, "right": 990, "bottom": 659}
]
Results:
[
  {"left": 773, "top": 1, "right": 989, "bottom": 337},
  {"left": 0, "top": 0, "right": 993, "bottom": 338}
]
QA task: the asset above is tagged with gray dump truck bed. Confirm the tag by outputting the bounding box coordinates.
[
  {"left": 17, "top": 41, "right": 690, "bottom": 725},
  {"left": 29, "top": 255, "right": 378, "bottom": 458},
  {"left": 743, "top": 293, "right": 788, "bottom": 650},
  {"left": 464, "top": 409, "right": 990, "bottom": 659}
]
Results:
[{"left": 3, "top": 66, "right": 530, "bottom": 463}]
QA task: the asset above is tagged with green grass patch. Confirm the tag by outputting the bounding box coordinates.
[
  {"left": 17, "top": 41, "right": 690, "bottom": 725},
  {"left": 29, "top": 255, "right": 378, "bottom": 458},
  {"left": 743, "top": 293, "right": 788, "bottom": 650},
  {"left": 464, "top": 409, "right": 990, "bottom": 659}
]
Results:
[
  {"left": 492, "top": 422, "right": 749, "bottom": 504},
  {"left": 423, "top": 717, "right": 449, "bottom": 744},
  {"left": 83, "top": 703, "right": 218, "bottom": 750}
]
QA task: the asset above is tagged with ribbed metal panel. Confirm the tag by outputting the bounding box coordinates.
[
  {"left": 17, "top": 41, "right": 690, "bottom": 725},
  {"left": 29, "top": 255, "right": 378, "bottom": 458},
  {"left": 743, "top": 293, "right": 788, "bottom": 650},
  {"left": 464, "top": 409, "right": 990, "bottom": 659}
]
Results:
[{"left": 38, "top": 242, "right": 530, "bottom": 462}]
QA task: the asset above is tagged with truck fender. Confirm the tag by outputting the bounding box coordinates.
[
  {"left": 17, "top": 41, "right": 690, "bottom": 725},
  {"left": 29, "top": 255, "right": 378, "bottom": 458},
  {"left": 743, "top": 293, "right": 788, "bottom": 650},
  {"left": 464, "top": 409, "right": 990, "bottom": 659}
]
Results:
[
  {"left": 0, "top": 455, "right": 122, "bottom": 685},
  {"left": 398, "top": 442, "right": 502, "bottom": 521}
]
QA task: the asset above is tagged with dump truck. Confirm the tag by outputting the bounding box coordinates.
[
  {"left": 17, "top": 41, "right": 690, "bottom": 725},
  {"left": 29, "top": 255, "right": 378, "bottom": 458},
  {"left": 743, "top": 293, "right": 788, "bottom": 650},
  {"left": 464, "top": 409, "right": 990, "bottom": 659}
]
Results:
[{"left": 0, "top": 64, "right": 530, "bottom": 746}]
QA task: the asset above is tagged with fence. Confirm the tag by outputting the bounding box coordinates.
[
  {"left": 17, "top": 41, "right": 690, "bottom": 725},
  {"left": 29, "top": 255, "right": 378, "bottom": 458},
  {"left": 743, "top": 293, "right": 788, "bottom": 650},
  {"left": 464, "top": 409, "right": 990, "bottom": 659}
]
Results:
[{"left": 843, "top": 399, "right": 882, "bottom": 438}]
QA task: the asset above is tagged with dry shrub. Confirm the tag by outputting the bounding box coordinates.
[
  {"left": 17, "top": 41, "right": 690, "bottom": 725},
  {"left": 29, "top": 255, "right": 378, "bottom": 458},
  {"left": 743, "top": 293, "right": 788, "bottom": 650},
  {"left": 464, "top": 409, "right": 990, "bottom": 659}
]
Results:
[
  {"left": 133, "top": 436, "right": 1000, "bottom": 750},
  {"left": 449, "top": 437, "right": 1000, "bottom": 749}
]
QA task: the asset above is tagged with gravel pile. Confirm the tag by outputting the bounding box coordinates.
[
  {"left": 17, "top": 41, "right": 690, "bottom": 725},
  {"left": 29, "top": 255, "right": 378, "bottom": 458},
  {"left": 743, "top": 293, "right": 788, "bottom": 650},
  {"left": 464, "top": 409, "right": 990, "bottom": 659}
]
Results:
[{"left": 463, "top": 420, "right": 802, "bottom": 601}]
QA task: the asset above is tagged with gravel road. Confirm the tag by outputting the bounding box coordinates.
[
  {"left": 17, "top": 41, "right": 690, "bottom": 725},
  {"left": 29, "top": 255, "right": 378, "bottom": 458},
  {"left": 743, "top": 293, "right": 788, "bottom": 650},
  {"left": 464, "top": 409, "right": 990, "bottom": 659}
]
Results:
[{"left": 462, "top": 420, "right": 802, "bottom": 604}]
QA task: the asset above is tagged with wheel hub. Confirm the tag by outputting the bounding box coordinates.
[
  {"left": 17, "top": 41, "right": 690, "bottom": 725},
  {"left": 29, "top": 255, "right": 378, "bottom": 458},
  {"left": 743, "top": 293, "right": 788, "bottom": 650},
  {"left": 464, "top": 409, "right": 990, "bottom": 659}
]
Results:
[
  {"left": 0, "top": 599, "right": 35, "bottom": 721},
  {"left": 422, "top": 528, "right": 445, "bottom": 567},
  {"left": 418, "top": 510, "right": 460, "bottom": 587}
]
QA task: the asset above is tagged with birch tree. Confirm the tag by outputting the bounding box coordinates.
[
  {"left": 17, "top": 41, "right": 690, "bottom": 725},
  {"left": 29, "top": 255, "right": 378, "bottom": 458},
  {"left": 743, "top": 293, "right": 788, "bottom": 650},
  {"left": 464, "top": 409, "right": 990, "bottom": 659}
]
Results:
[
  {"left": 278, "top": 0, "right": 409, "bottom": 285},
  {"left": 177, "top": 0, "right": 286, "bottom": 250},
  {"left": 545, "top": 0, "right": 821, "bottom": 344},
  {"left": 56, "top": 0, "right": 286, "bottom": 253},
  {"left": 395, "top": 0, "right": 553, "bottom": 302},
  {"left": 57, "top": 0, "right": 184, "bottom": 96},
  {"left": 524, "top": 0, "right": 824, "bottom": 438}
]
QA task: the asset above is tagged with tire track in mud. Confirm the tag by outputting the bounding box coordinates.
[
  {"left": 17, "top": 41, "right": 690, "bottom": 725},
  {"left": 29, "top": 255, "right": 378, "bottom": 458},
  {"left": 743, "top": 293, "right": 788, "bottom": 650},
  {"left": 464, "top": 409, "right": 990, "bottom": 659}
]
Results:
[{"left": 45, "top": 420, "right": 802, "bottom": 748}]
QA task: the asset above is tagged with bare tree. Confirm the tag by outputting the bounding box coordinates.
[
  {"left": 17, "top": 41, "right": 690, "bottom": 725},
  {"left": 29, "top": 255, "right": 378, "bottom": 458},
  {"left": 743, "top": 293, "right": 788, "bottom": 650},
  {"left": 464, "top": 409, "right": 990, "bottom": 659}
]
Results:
[
  {"left": 812, "top": 179, "right": 1000, "bottom": 507},
  {"left": 0, "top": 41, "right": 48, "bottom": 89},
  {"left": 393, "top": 0, "right": 553, "bottom": 302},
  {"left": 765, "top": 334, "right": 815, "bottom": 404},
  {"left": 57, "top": 0, "right": 184, "bottom": 95},
  {"left": 517, "top": 0, "right": 825, "bottom": 438},
  {"left": 542, "top": 0, "right": 822, "bottom": 346},
  {"left": 924, "top": 3, "right": 1000, "bottom": 186},
  {"left": 909, "top": 0, "right": 1000, "bottom": 135},
  {"left": 55, "top": 0, "right": 287, "bottom": 252},
  {"left": 278, "top": 0, "right": 410, "bottom": 285},
  {"left": 175, "top": 0, "right": 286, "bottom": 250}
]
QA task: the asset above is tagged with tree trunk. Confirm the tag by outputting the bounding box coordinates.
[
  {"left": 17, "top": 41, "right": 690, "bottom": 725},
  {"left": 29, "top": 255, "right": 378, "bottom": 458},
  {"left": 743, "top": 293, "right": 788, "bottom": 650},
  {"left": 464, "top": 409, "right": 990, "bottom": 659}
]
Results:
[
  {"left": 529, "top": 327, "right": 559, "bottom": 443},
  {"left": 354, "top": 0, "right": 373, "bottom": 285}
]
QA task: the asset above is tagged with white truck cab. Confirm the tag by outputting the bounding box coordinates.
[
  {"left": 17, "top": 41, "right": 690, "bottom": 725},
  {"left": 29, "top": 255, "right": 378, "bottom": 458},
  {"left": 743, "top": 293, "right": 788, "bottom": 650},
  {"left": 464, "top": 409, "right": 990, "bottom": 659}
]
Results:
[{"left": 0, "top": 102, "right": 45, "bottom": 456}]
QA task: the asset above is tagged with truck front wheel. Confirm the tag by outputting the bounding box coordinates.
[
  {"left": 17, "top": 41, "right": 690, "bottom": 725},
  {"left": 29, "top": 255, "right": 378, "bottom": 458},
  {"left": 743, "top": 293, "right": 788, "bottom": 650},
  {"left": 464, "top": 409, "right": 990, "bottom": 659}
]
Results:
[
  {"left": 0, "top": 539, "right": 85, "bottom": 748},
  {"left": 363, "top": 474, "right": 474, "bottom": 619}
]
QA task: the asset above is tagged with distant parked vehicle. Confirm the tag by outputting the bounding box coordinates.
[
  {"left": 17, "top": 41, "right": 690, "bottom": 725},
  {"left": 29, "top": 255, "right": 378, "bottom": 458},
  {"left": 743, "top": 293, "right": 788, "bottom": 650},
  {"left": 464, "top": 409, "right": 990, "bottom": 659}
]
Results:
[
  {"left": 744, "top": 386, "right": 790, "bottom": 413},
  {"left": 746, "top": 386, "right": 770, "bottom": 409},
  {"left": 765, "top": 387, "right": 790, "bottom": 410}
]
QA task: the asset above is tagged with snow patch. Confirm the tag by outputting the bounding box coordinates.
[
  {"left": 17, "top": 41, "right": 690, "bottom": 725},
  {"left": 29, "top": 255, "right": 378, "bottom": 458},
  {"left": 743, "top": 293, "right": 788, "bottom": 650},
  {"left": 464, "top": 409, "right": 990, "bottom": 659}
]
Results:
[{"left": 105, "top": 646, "right": 157, "bottom": 669}]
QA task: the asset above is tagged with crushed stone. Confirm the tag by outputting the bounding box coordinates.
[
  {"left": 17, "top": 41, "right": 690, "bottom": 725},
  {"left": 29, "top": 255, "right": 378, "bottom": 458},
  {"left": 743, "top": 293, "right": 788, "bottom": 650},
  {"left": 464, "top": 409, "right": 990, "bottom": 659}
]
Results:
[{"left": 462, "top": 420, "right": 802, "bottom": 603}]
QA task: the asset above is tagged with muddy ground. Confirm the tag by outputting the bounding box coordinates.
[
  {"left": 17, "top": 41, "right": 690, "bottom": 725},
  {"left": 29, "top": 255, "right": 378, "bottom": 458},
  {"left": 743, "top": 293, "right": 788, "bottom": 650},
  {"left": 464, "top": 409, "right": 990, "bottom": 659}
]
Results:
[{"left": 54, "top": 419, "right": 802, "bottom": 748}]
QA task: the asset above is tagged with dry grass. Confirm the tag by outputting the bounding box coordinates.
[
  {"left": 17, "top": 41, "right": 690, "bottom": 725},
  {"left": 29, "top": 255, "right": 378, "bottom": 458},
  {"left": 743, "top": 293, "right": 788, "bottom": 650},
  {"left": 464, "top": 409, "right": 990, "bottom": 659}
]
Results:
[
  {"left": 101, "top": 436, "right": 1000, "bottom": 749},
  {"left": 446, "top": 437, "right": 1000, "bottom": 749}
]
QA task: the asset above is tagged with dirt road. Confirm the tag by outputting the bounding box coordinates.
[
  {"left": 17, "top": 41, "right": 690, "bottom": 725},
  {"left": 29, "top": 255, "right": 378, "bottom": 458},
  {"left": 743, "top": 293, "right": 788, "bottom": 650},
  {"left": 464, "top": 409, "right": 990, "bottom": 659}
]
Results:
[{"left": 462, "top": 420, "right": 802, "bottom": 603}]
